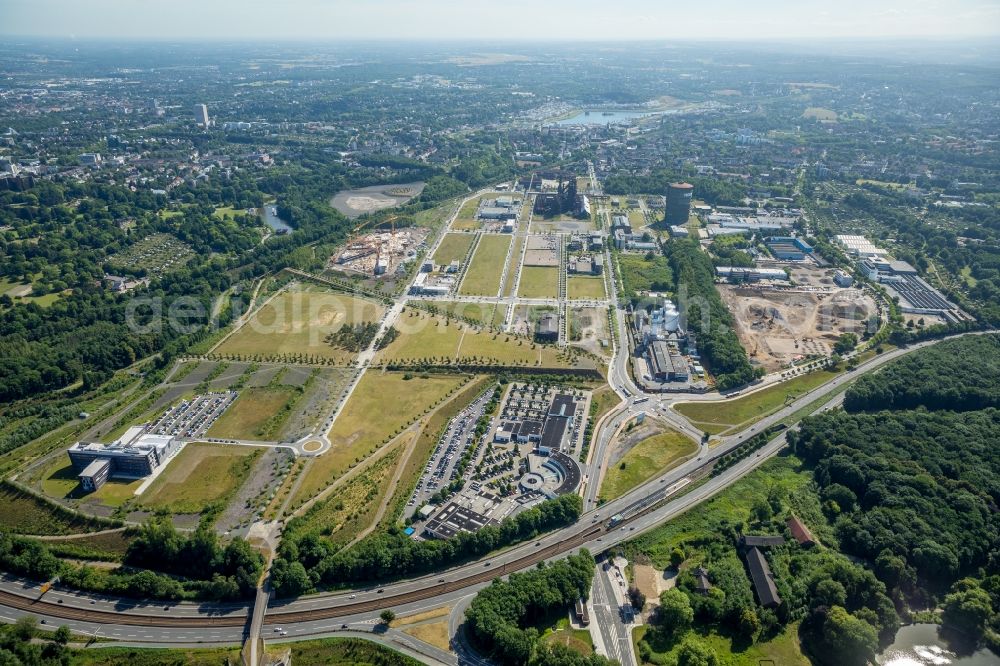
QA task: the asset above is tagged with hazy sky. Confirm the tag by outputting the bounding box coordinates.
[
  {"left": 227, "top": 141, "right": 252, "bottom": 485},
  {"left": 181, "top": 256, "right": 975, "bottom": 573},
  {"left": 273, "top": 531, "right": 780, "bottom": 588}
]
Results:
[{"left": 2, "top": 0, "right": 999, "bottom": 40}]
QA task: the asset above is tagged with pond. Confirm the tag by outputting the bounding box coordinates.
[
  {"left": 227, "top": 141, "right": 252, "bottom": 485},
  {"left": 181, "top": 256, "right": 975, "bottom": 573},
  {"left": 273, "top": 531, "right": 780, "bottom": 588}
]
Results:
[
  {"left": 260, "top": 204, "right": 293, "bottom": 234},
  {"left": 878, "top": 624, "right": 1000, "bottom": 666},
  {"left": 329, "top": 181, "right": 425, "bottom": 219}
]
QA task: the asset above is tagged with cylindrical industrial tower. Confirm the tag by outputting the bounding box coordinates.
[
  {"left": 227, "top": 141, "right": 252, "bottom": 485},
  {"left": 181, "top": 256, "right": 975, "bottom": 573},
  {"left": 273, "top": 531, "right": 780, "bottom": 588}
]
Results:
[{"left": 665, "top": 182, "right": 694, "bottom": 227}]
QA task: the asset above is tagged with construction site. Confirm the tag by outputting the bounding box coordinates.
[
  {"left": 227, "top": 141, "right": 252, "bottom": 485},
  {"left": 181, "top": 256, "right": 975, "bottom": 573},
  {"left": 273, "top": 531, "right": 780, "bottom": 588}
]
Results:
[
  {"left": 719, "top": 271, "right": 877, "bottom": 372},
  {"left": 328, "top": 226, "right": 430, "bottom": 277}
]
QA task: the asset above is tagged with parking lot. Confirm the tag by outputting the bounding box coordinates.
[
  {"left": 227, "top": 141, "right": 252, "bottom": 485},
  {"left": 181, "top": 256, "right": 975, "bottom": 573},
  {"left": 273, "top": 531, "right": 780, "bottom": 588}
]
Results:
[
  {"left": 404, "top": 389, "right": 494, "bottom": 519},
  {"left": 149, "top": 391, "right": 238, "bottom": 438}
]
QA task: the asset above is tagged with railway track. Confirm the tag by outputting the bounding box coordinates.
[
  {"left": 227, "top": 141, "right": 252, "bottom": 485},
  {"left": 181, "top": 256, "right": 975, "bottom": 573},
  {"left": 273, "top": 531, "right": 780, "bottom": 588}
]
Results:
[
  {"left": 1, "top": 524, "right": 606, "bottom": 629},
  {"left": 265, "top": 524, "right": 606, "bottom": 623},
  {"left": 0, "top": 589, "right": 246, "bottom": 628}
]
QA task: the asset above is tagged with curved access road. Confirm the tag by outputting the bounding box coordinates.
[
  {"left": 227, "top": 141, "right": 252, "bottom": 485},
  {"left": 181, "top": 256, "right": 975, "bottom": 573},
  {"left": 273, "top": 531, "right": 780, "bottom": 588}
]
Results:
[{"left": 0, "top": 332, "right": 982, "bottom": 645}]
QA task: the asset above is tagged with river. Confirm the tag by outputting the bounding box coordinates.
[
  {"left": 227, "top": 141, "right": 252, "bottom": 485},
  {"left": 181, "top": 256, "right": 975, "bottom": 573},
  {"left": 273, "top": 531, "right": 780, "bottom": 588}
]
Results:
[{"left": 878, "top": 624, "right": 1000, "bottom": 666}]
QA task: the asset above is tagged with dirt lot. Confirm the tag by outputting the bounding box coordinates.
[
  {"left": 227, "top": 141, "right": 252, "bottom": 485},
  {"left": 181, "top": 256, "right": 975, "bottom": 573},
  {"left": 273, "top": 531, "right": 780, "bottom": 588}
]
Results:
[
  {"left": 633, "top": 563, "right": 675, "bottom": 607},
  {"left": 569, "top": 307, "right": 610, "bottom": 356},
  {"left": 719, "top": 281, "right": 875, "bottom": 372}
]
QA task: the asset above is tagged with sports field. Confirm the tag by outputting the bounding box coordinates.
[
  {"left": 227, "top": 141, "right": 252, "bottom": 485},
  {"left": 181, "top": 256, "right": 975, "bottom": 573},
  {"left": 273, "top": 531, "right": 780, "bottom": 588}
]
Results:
[
  {"left": 568, "top": 275, "right": 606, "bottom": 299},
  {"left": 216, "top": 284, "right": 384, "bottom": 362},
  {"left": 599, "top": 428, "right": 698, "bottom": 501},
  {"left": 432, "top": 233, "right": 476, "bottom": 266},
  {"left": 290, "top": 372, "right": 467, "bottom": 505},
  {"left": 207, "top": 386, "right": 300, "bottom": 440},
  {"left": 139, "top": 443, "right": 261, "bottom": 514},
  {"left": 518, "top": 266, "right": 559, "bottom": 298},
  {"left": 458, "top": 235, "right": 511, "bottom": 296}
]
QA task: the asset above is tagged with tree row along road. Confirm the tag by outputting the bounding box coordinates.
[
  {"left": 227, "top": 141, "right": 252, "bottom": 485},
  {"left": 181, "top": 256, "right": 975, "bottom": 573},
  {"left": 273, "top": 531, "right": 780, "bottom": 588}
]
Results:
[{"left": 0, "top": 334, "right": 980, "bottom": 632}]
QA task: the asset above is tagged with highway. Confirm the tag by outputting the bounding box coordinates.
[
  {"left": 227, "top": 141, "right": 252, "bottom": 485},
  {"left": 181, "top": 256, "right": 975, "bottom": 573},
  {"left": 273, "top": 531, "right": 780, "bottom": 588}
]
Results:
[
  {"left": 0, "top": 330, "right": 972, "bottom": 651},
  {"left": 0, "top": 170, "right": 984, "bottom": 657}
]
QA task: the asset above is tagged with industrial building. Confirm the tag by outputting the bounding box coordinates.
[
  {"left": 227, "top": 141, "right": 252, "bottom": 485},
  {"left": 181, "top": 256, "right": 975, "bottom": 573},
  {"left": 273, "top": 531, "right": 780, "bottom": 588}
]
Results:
[
  {"left": 765, "top": 236, "right": 813, "bottom": 261},
  {"left": 858, "top": 256, "right": 965, "bottom": 320},
  {"left": 647, "top": 340, "right": 689, "bottom": 382},
  {"left": 665, "top": 182, "right": 694, "bottom": 227},
  {"left": 835, "top": 234, "right": 889, "bottom": 259},
  {"left": 68, "top": 426, "right": 179, "bottom": 491},
  {"left": 833, "top": 270, "right": 854, "bottom": 287},
  {"left": 634, "top": 299, "right": 682, "bottom": 343},
  {"left": 738, "top": 534, "right": 785, "bottom": 609},
  {"left": 715, "top": 267, "right": 789, "bottom": 283},
  {"left": 535, "top": 313, "right": 559, "bottom": 342}
]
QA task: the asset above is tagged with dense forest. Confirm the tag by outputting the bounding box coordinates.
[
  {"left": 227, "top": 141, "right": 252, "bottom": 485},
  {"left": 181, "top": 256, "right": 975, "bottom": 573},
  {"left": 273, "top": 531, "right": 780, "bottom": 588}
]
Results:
[
  {"left": 603, "top": 172, "right": 748, "bottom": 207},
  {"left": 788, "top": 333, "right": 1000, "bottom": 653},
  {"left": 661, "top": 237, "right": 759, "bottom": 390},
  {"left": 843, "top": 334, "right": 1000, "bottom": 412},
  {"left": 272, "top": 494, "right": 582, "bottom": 596},
  {"left": 0, "top": 141, "right": 502, "bottom": 405},
  {"left": 464, "top": 551, "right": 615, "bottom": 666}
]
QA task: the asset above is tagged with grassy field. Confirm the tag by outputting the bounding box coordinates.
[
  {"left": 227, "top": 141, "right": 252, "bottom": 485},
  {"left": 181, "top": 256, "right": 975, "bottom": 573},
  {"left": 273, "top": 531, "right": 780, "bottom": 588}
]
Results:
[
  {"left": 213, "top": 205, "right": 246, "bottom": 221},
  {"left": 401, "top": 620, "right": 451, "bottom": 652},
  {"left": 139, "top": 443, "right": 261, "bottom": 514},
  {"left": 803, "top": 106, "right": 838, "bottom": 121},
  {"left": 599, "top": 428, "right": 698, "bottom": 502},
  {"left": 40, "top": 460, "right": 142, "bottom": 508},
  {"left": 503, "top": 235, "right": 525, "bottom": 297},
  {"left": 674, "top": 369, "right": 838, "bottom": 434},
  {"left": 590, "top": 385, "right": 621, "bottom": 422},
  {"left": 633, "top": 623, "right": 809, "bottom": 666},
  {"left": 432, "top": 232, "right": 476, "bottom": 266},
  {"left": 568, "top": 275, "right": 606, "bottom": 300},
  {"left": 458, "top": 235, "right": 511, "bottom": 296},
  {"left": 0, "top": 483, "right": 112, "bottom": 535},
  {"left": 207, "top": 387, "right": 300, "bottom": 440},
  {"left": 627, "top": 455, "right": 812, "bottom": 567},
  {"left": 542, "top": 617, "right": 594, "bottom": 656},
  {"left": 216, "top": 284, "right": 384, "bottom": 362},
  {"left": 518, "top": 266, "right": 560, "bottom": 298},
  {"left": 451, "top": 193, "right": 504, "bottom": 230},
  {"left": 290, "top": 373, "right": 467, "bottom": 506},
  {"left": 617, "top": 253, "right": 672, "bottom": 300},
  {"left": 377, "top": 310, "right": 570, "bottom": 367},
  {"left": 289, "top": 442, "right": 405, "bottom": 547},
  {"left": 419, "top": 301, "right": 501, "bottom": 328},
  {"left": 72, "top": 637, "right": 419, "bottom": 666},
  {"left": 376, "top": 377, "right": 493, "bottom": 531},
  {"left": 43, "top": 529, "right": 134, "bottom": 561}
]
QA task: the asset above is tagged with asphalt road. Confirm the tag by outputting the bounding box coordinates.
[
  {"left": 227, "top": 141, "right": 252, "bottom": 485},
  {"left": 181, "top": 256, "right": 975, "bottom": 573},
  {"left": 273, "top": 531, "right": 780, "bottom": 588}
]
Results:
[
  {"left": 591, "top": 556, "right": 635, "bottom": 666},
  {"left": 0, "top": 334, "right": 975, "bottom": 647}
]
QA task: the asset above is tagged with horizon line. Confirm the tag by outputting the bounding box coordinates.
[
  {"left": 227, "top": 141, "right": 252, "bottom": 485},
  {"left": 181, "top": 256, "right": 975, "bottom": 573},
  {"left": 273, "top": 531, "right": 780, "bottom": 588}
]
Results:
[{"left": 2, "top": 34, "right": 999, "bottom": 44}]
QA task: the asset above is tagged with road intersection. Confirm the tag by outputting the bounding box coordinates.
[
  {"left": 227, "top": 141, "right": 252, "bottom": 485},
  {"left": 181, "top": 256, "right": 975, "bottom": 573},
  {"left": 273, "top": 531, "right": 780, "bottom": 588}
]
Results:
[{"left": 0, "top": 179, "right": 980, "bottom": 663}]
